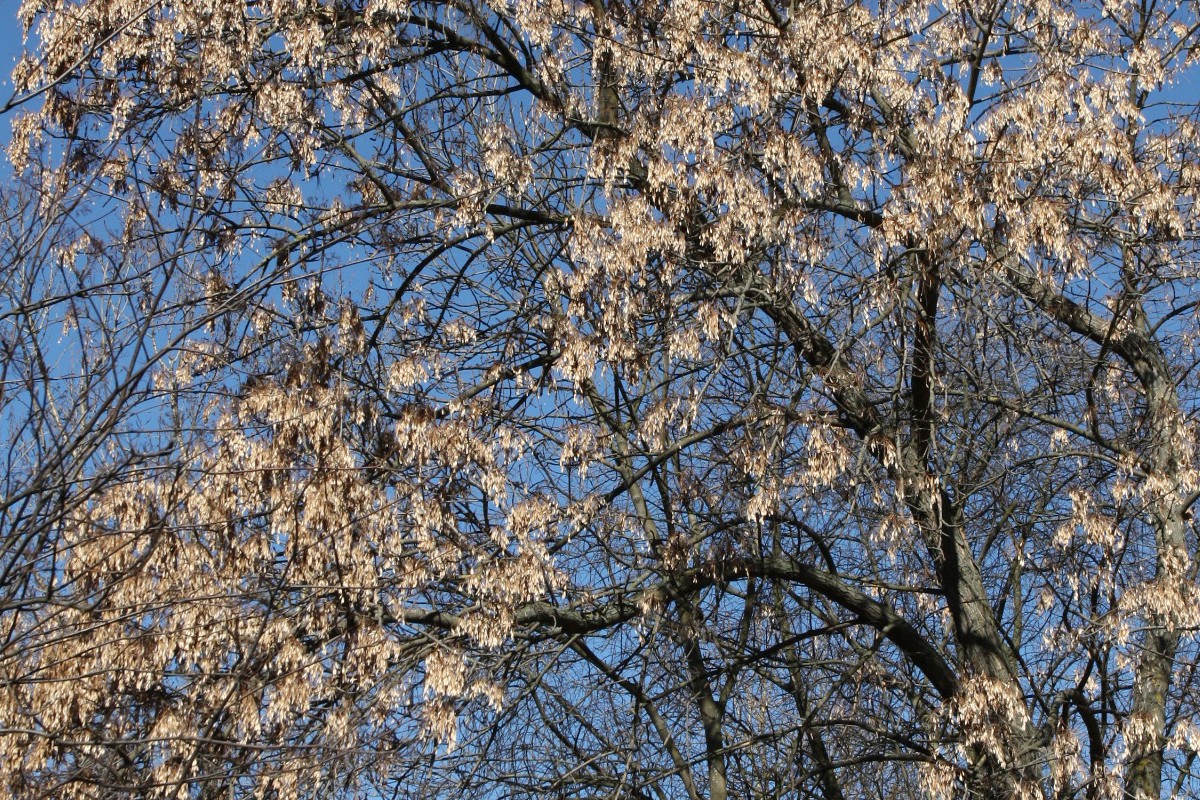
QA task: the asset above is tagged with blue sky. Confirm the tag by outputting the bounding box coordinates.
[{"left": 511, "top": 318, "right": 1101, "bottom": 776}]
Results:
[
  {"left": 0, "top": 5, "right": 24, "bottom": 143},
  {"left": 0, "top": 6, "right": 21, "bottom": 97}
]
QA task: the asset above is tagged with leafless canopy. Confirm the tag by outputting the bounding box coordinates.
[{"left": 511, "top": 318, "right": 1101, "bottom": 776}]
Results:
[{"left": 4, "top": 0, "right": 1200, "bottom": 798}]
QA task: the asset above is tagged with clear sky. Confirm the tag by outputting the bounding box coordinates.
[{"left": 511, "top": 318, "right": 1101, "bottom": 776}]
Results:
[
  {"left": 0, "top": 6, "right": 25, "bottom": 142},
  {"left": 0, "top": 4, "right": 21, "bottom": 90}
]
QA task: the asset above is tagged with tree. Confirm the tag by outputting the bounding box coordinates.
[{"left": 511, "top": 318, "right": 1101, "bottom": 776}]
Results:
[{"left": 3, "top": 0, "right": 1200, "bottom": 797}]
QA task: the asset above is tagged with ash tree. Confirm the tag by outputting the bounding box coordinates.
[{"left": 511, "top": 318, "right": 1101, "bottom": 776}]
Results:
[{"left": 4, "top": 0, "right": 1200, "bottom": 798}]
